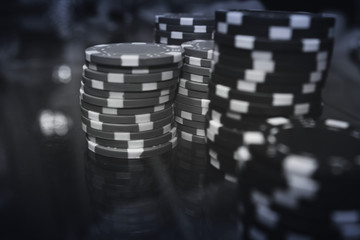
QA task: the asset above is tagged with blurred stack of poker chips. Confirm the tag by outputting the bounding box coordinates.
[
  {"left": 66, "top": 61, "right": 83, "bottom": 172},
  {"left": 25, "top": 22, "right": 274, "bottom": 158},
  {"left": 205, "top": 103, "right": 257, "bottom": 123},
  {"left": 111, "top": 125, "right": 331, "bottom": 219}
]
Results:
[
  {"left": 85, "top": 152, "right": 170, "bottom": 237},
  {"left": 206, "top": 10, "right": 336, "bottom": 180},
  {"left": 235, "top": 118, "right": 360, "bottom": 240},
  {"left": 154, "top": 13, "right": 215, "bottom": 45}
]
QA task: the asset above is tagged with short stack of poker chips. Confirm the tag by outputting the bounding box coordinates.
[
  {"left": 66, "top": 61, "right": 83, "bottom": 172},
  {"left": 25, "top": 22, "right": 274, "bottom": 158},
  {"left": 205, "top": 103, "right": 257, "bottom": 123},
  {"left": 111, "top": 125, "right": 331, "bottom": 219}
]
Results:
[
  {"left": 154, "top": 13, "right": 215, "bottom": 45},
  {"left": 174, "top": 40, "right": 214, "bottom": 144},
  {"left": 235, "top": 118, "right": 360, "bottom": 240},
  {"left": 206, "top": 10, "right": 336, "bottom": 180},
  {"left": 81, "top": 43, "right": 184, "bottom": 159},
  {"left": 85, "top": 151, "right": 170, "bottom": 237}
]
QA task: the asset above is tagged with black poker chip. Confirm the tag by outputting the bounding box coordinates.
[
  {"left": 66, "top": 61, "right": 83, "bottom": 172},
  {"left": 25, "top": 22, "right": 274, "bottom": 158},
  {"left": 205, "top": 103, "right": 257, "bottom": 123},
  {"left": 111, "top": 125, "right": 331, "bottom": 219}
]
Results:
[
  {"left": 214, "top": 43, "right": 332, "bottom": 63},
  {"left": 155, "top": 13, "right": 214, "bottom": 26},
  {"left": 216, "top": 21, "right": 334, "bottom": 40},
  {"left": 214, "top": 32, "right": 334, "bottom": 53},
  {"left": 155, "top": 22, "right": 215, "bottom": 33},
  {"left": 215, "top": 10, "right": 335, "bottom": 29},
  {"left": 155, "top": 29, "right": 213, "bottom": 40}
]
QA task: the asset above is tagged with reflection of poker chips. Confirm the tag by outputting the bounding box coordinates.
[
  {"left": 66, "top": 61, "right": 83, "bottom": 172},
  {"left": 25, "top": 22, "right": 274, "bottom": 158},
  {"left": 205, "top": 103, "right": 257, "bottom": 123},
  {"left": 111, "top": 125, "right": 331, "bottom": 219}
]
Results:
[
  {"left": 208, "top": 9, "right": 335, "bottom": 183},
  {"left": 80, "top": 105, "right": 173, "bottom": 124},
  {"left": 86, "top": 127, "right": 177, "bottom": 148},
  {"left": 87, "top": 150, "right": 172, "bottom": 171},
  {"left": 155, "top": 23, "right": 214, "bottom": 33},
  {"left": 83, "top": 65, "right": 181, "bottom": 83},
  {"left": 87, "top": 136, "right": 177, "bottom": 159},
  {"left": 85, "top": 43, "right": 183, "bottom": 67},
  {"left": 82, "top": 75, "right": 179, "bottom": 92},
  {"left": 80, "top": 89, "right": 175, "bottom": 108},
  {"left": 236, "top": 118, "right": 360, "bottom": 240},
  {"left": 85, "top": 153, "right": 168, "bottom": 237}
]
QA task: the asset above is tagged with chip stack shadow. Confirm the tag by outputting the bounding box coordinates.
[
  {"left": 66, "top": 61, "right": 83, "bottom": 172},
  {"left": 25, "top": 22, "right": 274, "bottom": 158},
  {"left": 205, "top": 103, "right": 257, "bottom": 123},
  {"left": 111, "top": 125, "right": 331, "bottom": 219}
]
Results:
[
  {"left": 207, "top": 10, "right": 336, "bottom": 180},
  {"left": 154, "top": 13, "right": 215, "bottom": 45}
]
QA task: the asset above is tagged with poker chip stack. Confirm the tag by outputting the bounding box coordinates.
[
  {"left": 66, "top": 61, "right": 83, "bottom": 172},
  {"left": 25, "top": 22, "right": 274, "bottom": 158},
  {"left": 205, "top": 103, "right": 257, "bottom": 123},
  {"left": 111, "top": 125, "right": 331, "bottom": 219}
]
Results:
[
  {"left": 80, "top": 42, "right": 184, "bottom": 162},
  {"left": 207, "top": 10, "right": 336, "bottom": 179},
  {"left": 154, "top": 13, "right": 215, "bottom": 45},
  {"left": 175, "top": 40, "right": 214, "bottom": 145},
  {"left": 235, "top": 118, "right": 360, "bottom": 240}
]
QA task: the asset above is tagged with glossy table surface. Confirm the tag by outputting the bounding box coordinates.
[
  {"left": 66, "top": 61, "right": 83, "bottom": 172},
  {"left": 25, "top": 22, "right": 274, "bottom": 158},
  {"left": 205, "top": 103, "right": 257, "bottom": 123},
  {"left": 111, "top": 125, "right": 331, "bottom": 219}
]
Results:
[{"left": 0, "top": 27, "right": 359, "bottom": 240}]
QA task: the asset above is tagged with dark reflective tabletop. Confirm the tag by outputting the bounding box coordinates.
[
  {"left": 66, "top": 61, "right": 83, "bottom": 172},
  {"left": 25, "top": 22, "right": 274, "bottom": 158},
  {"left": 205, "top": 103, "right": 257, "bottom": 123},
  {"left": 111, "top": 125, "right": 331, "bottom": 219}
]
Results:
[{"left": 1, "top": 2, "right": 360, "bottom": 239}]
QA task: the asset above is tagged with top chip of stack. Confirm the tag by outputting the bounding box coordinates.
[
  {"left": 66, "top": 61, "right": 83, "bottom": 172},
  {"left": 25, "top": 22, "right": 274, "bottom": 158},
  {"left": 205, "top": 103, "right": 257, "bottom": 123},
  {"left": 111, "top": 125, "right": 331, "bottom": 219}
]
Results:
[
  {"left": 81, "top": 43, "right": 184, "bottom": 159},
  {"left": 154, "top": 13, "right": 215, "bottom": 45}
]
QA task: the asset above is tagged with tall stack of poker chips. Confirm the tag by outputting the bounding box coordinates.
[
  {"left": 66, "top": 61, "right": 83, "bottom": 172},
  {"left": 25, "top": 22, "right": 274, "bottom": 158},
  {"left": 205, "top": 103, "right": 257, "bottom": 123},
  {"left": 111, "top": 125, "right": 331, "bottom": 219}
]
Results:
[
  {"left": 80, "top": 43, "right": 184, "bottom": 237},
  {"left": 174, "top": 40, "right": 214, "bottom": 144},
  {"left": 235, "top": 118, "right": 360, "bottom": 240},
  {"left": 154, "top": 13, "right": 215, "bottom": 45},
  {"left": 206, "top": 10, "right": 336, "bottom": 180},
  {"left": 80, "top": 43, "right": 184, "bottom": 161}
]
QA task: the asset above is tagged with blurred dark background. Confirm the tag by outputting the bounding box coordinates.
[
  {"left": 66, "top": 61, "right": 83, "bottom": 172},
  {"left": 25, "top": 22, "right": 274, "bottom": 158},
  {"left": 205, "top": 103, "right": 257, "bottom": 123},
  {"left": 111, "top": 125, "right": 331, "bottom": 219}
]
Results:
[{"left": 0, "top": 1, "right": 359, "bottom": 240}]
